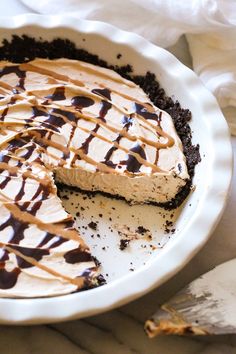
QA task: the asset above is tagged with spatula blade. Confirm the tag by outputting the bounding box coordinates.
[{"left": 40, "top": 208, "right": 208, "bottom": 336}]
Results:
[{"left": 145, "top": 258, "right": 236, "bottom": 337}]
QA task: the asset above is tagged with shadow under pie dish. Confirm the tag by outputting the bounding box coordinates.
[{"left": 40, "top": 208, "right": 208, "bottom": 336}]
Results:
[{"left": 0, "top": 16, "right": 232, "bottom": 323}]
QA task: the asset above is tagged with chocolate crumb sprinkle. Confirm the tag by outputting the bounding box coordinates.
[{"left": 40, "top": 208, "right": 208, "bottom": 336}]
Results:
[
  {"left": 136, "top": 226, "right": 149, "bottom": 235},
  {"left": 88, "top": 221, "right": 97, "bottom": 231},
  {"left": 119, "top": 239, "right": 130, "bottom": 250}
]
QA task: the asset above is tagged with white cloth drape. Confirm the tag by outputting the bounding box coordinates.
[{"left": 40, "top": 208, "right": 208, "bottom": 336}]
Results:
[{"left": 22, "top": 0, "right": 236, "bottom": 134}]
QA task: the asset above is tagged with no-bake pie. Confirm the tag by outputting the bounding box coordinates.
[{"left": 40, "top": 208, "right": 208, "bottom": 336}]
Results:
[{"left": 0, "top": 37, "right": 200, "bottom": 297}]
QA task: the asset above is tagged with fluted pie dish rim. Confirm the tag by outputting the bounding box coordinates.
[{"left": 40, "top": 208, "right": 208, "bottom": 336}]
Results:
[{"left": 0, "top": 14, "right": 232, "bottom": 324}]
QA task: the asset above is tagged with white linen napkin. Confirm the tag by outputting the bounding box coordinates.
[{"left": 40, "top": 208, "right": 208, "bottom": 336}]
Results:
[{"left": 21, "top": 0, "right": 236, "bottom": 134}]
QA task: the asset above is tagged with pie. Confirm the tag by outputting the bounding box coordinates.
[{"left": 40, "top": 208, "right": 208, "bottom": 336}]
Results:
[{"left": 0, "top": 44, "right": 198, "bottom": 297}]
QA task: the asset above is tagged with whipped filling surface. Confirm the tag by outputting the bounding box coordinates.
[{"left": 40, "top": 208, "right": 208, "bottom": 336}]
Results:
[{"left": 0, "top": 58, "right": 189, "bottom": 297}]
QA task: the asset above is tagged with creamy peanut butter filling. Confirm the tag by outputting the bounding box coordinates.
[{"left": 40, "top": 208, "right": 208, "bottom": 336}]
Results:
[{"left": 0, "top": 58, "right": 189, "bottom": 297}]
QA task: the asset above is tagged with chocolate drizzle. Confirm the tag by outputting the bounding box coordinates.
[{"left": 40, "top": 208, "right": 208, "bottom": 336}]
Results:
[
  {"left": 64, "top": 247, "right": 93, "bottom": 264},
  {"left": 12, "top": 245, "right": 49, "bottom": 269},
  {"left": 0, "top": 65, "right": 26, "bottom": 90},
  {"left": 15, "top": 177, "right": 26, "bottom": 201},
  {"left": 99, "top": 100, "right": 112, "bottom": 121},
  {"left": 0, "top": 176, "right": 11, "bottom": 189},
  {"left": 0, "top": 267, "right": 20, "bottom": 289},
  {"left": 52, "top": 108, "right": 77, "bottom": 123},
  {"left": 103, "top": 134, "right": 122, "bottom": 168},
  {"left": 122, "top": 115, "right": 133, "bottom": 127},
  {"left": 45, "top": 87, "right": 66, "bottom": 101},
  {"left": 78, "top": 124, "right": 98, "bottom": 155},
  {"left": 92, "top": 88, "right": 111, "bottom": 100},
  {"left": 0, "top": 107, "right": 9, "bottom": 121},
  {"left": 103, "top": 115, "right": 133, "bottom": 168},
  {"left": 20, "top": 143, "right": 36, "bottom": 160},
  {"left": 135, "top": 102, "right": 158, "bottom": 121},
  {"left": 0, "top": 59, "right": 174, "bottom": 176},
  {"left": 0, "top": 249, "right": 9, "bottom": 262},
  {"left": 0, "top": 215, "right": 28, "bottom": 244},
  {"left": 125, "top": 143, "right": 147, "bottom": 173},
  {"left": 38, "top": 233, "right": 66, "bottom": 249},
  {"left": 71, "top": 96, "right": 94, "bottom": 109}
]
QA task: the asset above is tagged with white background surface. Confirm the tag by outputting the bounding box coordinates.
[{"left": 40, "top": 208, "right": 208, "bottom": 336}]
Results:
[{"left": 0, "top": 1, "right": 236, "bottom": 353}]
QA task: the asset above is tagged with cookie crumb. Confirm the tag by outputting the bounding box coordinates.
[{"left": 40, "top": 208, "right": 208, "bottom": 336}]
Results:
[
  {"left": 88, "top": 221, "right": 97, "bottom": 230},
  {"left": 119, "top": 239, "right": 130, "bottom": 250}
]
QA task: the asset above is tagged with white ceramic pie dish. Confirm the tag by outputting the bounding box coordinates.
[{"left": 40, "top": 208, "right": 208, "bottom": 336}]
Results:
[{"left": 0, "top": 14, "right": 232, "bottom": 324}]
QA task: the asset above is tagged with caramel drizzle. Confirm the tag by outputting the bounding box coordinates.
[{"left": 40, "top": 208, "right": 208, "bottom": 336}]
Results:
[
  {"left": 135, "top": 113, "right": 175, "bottom": 147},
  {"left": 0, "top": 80, "right": 17, "bottom": 93},
  {"left": 1, "top": 100, "right": 171, "bottom": 153},
  {"left": 20, "top": 60, "right": 135, "bottom": 88},
  {"left": 50, "top": 109, "right": 160, "bottom": 172},
  {"left": 4, "top": 109, "right": 161, "bottom": 174},
  {"left": 48, "top": 106, "right": 173, "bottom": 172},
  {"left": 4, "top": 203, "right": 87, "bottom": 248},
  {"left": 20, "top": 63, "right": 85, "bottom": 88},
  {"left": 75, "top": 110, "right": 173, "bottom": 150},
  {"left": 34, "top": 81, "right": 175, "bottom": 149},
  {"left": 0, "top": 242, "right": 85, "bottom": 287},
  {"left": 0, "top": 106, "right": 173, "bottom": 177},
  {"left": 72, "top": 124, "right": 162, "bottom": 172},
  {"left": 0, "top": 161, "right": 52, "bottom": 188},
  {"left": 17, "top": 62, "right": 174, "bottom": 151},
  {"left": 0, "top": 122, "right": 68, "bottom": 168},
  {"left": 0, "top": 62, "right": 175, "bottom": 172},
  {"left": 40, "top": 88, "right": 174, "bottom": 146}
]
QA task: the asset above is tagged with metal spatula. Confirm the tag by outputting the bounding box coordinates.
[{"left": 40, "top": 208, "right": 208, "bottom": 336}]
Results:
[{"left": 145, "top": 258, "right": 236, "bottom": 337}]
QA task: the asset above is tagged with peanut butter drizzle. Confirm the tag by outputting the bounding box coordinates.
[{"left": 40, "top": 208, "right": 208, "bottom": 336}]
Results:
[
  {"left": 20, "top": 63, "right": 85, "bottom": 88},
  {"left": 70, "top": 147, "right": 121, "bottom": 174},
  {"left": 0, "top": 243, "right": 85, "bottom": 287},
  {"left": 0, "top": 124, "right": 67, "bottom": 168},
  {"left": 73, "top": 109, "right": 171, "bottom": 150},
  {"left": 0, "top": 61, "right": 175, "bottom": 173},
  {"left": 75, "top": 124, "right": 162, "bottom": 172},
  {"left": 19, "top": 107, "right": 163, "bottom": 173},
  {"left": 27, "top": 130, "right": 70, "bottom": 155},
  {"left": 47, "top": 92, "right": 175, "bottom": 150},
  {"left": 22, "top": 59, "right": 135, "bottom": 88},
  {"left": 0, "top": 80, "right": 17, "bottom": 92},
  {"left": 98, "top": 82, "right": 158, "bottom": 111},
  {"left": 34, "top": 79, "right": 175, "bottom": 150},
  {"left": 0, "top": 161, "right": 53, "bottom": 188},
  {"left": 0, "top": 75, "right": 175, "bottom": 177},
  {"left": 135, "top": 113, "right": 175, "bottom": 147},
  {"left": 4, "top": 203, "right": 87, "bottom": 248},
  {"left": 18, "top": 61, "right": 174, "bottom": 150},
  {"left": 50, "top": 109, "right": 161, "bottom": 171}
]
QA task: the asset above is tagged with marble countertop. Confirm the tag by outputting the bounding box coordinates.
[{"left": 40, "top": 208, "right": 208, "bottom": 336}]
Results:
[{"left": 0, "top": 1, "right": 236, "bottom": 353}]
